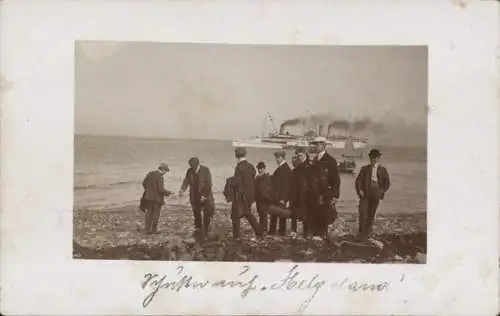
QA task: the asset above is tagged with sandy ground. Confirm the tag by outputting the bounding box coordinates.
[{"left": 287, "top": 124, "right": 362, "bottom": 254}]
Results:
[{"left": 73, "top": 204, "right": 426, "bottom": 263}]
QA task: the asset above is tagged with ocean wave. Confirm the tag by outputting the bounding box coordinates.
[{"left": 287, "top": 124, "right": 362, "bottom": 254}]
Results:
[{"left": 74, "top": 180, "right": 139, "bottom": 191}]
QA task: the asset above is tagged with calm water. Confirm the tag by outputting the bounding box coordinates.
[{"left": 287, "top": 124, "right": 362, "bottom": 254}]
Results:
[{"left": 74, "top": 135, "right": 427, "bottom": 214}]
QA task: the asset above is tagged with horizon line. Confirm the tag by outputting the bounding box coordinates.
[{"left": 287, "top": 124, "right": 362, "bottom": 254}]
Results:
[{"left": 74, "top": 133, "right": 426, "bottom": 148}]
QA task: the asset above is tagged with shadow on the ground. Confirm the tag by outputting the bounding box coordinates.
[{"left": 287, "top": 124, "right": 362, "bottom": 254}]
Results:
[{"left": 73, "top": 232, "right": 426, "bottom": 263}]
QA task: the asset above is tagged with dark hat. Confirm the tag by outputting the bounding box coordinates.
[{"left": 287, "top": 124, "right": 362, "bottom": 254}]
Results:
[
  {"left": 234, "top": 147, "right": 247, "bottom": 158},
  {"left": 368, "top": 149, "right": 382, "bottom": 158},
  {"left": 274, "top": 150, "right": 286, "bottom": 158},
  {"left": 158, "top": 162, "right": 170, "bottom": 171},
  {"left": 188, "top": 157, "right": 200, "bottom": 165},
  {"left": 256, "top": 161, "right": 266, "bottom": 169},
  {"left": 294, "top": 146, "right": 307, "bottom": 154}
]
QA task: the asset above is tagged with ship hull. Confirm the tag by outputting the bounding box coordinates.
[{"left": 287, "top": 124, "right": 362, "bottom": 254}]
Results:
[
  {"left": 232, "top": 140, "right": 284, "bottom": 149},
  {"left": 328, "top": 140, "right": 367, "bottom": 149},
  {"left": 233, "top": 138, "right": 367, "bottom": 150}
]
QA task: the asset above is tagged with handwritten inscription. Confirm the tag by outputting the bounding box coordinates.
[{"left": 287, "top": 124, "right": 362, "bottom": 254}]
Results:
[{"left": 141, "top": 264, "right": 399, "bottom": 312}]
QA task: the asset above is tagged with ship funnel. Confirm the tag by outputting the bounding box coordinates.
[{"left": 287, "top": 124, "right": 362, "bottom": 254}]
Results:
[
  {"left": 279, "top": 124, "right": 285, "bottom": 134},
  {"left": 318, "top": 125, "right": 325, "bottom": 136},
  {"left": 327, "top": 124, "right": 335, "bottom": 137}
]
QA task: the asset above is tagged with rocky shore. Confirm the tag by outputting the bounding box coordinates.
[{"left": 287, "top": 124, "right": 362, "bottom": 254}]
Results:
[{"left": 73, "top": 205, "right": 426, "bottom": 263}]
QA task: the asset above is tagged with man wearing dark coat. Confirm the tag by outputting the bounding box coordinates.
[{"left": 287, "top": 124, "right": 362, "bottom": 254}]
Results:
[
  {"left": 355, "top": 149, "right": 391, "bottom": 241},
  {"left": 304, "top": 146, "right": 324, "bottom": 240},
  {"left": 179, "top": 157, "right": 215, "bottom": 238},
  {"left": 230, "top": 147, "right": 263, "bottom": 240},
  {"left": 140, "top": 163, "right": 173, "bottom": 234},
  {"left": 289, "top": 149, "right": 309, "bottom": 236},
  {"left": 311, "top": 137, "right": 341, "bottom": 239},
  {"left": 254, "top": 161, "right": 273, "bottom": 233},
  {"left": 269, "top": 150, "right": 292, "bottom": 236}
]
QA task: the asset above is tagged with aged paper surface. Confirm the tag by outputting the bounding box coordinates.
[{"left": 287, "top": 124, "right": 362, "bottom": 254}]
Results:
[{"left": 1, "top": 0, "right": 498, "bottom": 315}]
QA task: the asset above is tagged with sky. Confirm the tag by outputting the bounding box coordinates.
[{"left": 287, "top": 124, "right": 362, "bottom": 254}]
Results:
[{"left": 75, "top": 42, "right": 427, "bottom": 145}]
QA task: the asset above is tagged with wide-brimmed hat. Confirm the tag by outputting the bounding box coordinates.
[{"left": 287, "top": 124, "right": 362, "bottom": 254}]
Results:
[
  {"left": 310, "top": 136, "right": 327, "bottom": 144},
  {"left": 158, "top": 163, "right": 170, "bottom": 171}
]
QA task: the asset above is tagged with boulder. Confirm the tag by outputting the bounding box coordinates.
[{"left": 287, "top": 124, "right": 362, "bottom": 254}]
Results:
[
  {"left": 393, "top": 254, "right": 404, "bottom": 261},
  {"left": 414, "top": 252, "right": 426, "bottom": 263}
]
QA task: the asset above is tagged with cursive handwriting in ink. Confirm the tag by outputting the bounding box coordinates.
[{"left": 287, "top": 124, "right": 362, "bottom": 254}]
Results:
[
  {"left": 211, "top": 265, "right": 259, "bottom": 299},
  {"left": 330, "top": 277, "right": 392, "bottom": 292},
  {"left": 141, "top": 271, "right": 210, "bottom": 308},
  {"left": 141, "top": 265, "right": 397, "bottom": 312},
  {"left": 270, "top": 265, "right": 326, "bottom": 312}
]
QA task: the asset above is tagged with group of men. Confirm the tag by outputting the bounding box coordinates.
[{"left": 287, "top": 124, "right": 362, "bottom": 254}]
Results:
[
  {"left": 140, "top": 136, "right": 391, "bottom": 243},
  {"left": 241, "top": 137, "right": 341, "bottom": 241}
]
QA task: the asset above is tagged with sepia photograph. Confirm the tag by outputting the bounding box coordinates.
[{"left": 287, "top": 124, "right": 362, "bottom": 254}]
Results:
[
  {"left": 2, "top": 1, "right": 498, "bottom": 315},
  {"left": 73, "top": 42, "right": 427, "bottom": 263}
]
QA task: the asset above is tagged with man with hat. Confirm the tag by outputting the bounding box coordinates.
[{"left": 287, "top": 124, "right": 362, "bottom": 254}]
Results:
[
  {"left": 310, "top": 137, "right": 341, "bottom": 239},
  {"left": 230, "top": 147, "right": 263, "bottom": 240},
  {"left": 304, "top": 145, "right": 325, "bottom": 240},
  {"left": 288, "top": 147, "right": 309, "bottom": 236},
  {"left": 355, "top": 148, "right": 391, "bottom": 241},
  {"left": 254, "top": 161, "right": 273, "bottom": 233},
  {"left": 179, "top": 157, "right": 215, "bottom": 239},
  {"left": 269, "top": 150, "right": 292, "bottom": 236},
  {"left": 141, "top": 163, "right": 174, "bottom": 234}
]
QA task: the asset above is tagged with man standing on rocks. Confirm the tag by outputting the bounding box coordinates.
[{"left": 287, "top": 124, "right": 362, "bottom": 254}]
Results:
[
  {"left": 254, "top": 161, "right": 273, "bottom": 234},
  {"left": 141, "top": 163, "right": 173, "bottom": 234},
  {"left": 230, "top": 147, "right": 263, "bottom": 240},
  {"left": 269, "top": 150, "right": 292, "bottom": 236},
  {"left": 310, "top": 137, "right": 341, "bottom": 240},
  {"left": 355, "top": 149, "right": 391, "bottom": 241},
  {"left": 289, "top": 150, "right": 309, "bottom": 237},
  {"left": 179, "top": 157, "right": 215, "bottom": 239}
]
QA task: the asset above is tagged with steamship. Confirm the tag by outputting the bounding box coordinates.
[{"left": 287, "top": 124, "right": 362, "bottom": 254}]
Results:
[{"left": 232, "top": 112, "right": 369, "bottom": 150}]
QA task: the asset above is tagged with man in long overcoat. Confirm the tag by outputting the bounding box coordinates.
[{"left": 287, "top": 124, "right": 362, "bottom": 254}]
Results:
[
  {"left": 254, "top": 161, "right": 273, "bottom": 234},
  {"left": 289, "top": 149, "right": 309, "bottom": 236},
  {"left": 179, "top": 157, "right": 215, "bottom": 238},
  {"left": 269, "top": 150, "right": 292, "bottom": 235},
  {"left": 311, "top": 137, "right": 341, "bottom": 239},
  {"left": 230, "top": 147, "right": 263, "bottom": 240}
]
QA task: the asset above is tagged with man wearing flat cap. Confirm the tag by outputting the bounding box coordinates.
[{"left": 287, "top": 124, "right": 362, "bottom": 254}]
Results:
[
  {"left": 355, "top": 149, "right": 391, "bottom": 241},
  {"left": 179, "top": 157, "right": 215, "bottom": 239},
  {"left": 230, "top": 147, "right": 263, "bottom": 240},
  {"left": 310, "top": 137, "right": 341, "bottom": 239},
  {"left": 289, "top": 147, "right": 310, "bottom": 237},
  {"left": 270, "top": 150, "right": 292, "bottom": 236},
  {"left": 141, "top": 163, "right": 174, "bottom": 234}
]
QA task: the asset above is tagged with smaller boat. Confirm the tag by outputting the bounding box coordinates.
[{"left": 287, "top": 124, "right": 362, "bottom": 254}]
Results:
[
  {"left": 338, "top": 159, "right": 356, "bottom": 174},
  {"left": 338, "top": 136, "right": 363, "bottom": 174}
]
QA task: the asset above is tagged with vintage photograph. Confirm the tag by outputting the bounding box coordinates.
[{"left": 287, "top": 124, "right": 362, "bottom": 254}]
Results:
[{"left": 73, "top": 42, "right": 427, "bottom": 263}]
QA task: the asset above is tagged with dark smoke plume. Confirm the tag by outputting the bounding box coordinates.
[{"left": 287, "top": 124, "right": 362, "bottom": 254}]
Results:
[
  {"left": 351, "top": 117, "right": 371, "bottom": 132},
  {"left": 279, "top": 117, "right": 307, "bottom": 133},
  {"left": 328, "top": 120, "right": 350, "bottom": 131},
  {"left": 280, "top": 113, "right": 385, "bottom": 136},
  {"left": 281, "top": 118, "right": 306, "bottom": 127}
]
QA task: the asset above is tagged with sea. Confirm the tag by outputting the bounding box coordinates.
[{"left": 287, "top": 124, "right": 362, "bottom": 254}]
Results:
[{"left": 74, "top": 135, "right": 427, "bottom": 214}]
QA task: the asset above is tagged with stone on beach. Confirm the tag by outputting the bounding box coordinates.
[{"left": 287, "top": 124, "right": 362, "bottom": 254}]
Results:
[
  {"left": 414, "top": 252, "right": 426, "bottom": 263},
  {"left": 73, "top": 205, "right": 426, "bottom": 262},
  {"left": 368, "top": 238, "right": 384, "bottom": 250}
]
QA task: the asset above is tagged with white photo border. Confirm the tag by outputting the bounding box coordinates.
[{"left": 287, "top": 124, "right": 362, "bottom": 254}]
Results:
[{"left": 1, "top": 1, "right": 498, "bottom": 315}]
